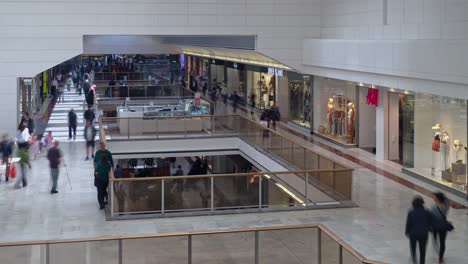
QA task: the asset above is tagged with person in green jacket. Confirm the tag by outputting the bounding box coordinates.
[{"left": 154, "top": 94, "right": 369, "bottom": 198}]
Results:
[{"left": 95, "top": 152, "right": 111, "bottom": 210}]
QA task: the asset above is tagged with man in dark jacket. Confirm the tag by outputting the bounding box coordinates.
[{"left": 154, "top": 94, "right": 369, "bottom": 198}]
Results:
[
  {"left": 405, "top": 196, "right": 433, "bottom": 264},
  {"left": 269, "top": 104, "right": 281, "bottom": 130},
  {"left": 83, "top": 107, "right": 95, "bottom": 123},
  {"left": 68, "top": 109, "right": 78, "bottom": 140}
]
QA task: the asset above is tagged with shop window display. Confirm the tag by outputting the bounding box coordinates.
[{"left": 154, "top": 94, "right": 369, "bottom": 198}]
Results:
[
  {"left": 246, "top": 71, "right": 275, "bottom": 110},
  {"left": 404, "top": 94, "right": 468, "bottom": 193},
  {"left": 288, "top": 74, "right": 312, "bottom": 128},
  {"left": 313, "top": 77, "right": 356, "bottom": 145}
]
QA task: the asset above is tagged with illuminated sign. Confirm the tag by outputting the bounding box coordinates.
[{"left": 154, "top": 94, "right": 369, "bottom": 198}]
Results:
[{"left": 268, "top": 68, "right": 283, "bottom": 77}]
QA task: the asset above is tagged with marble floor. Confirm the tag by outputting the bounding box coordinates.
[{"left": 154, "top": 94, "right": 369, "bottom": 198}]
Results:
[
  {"left": 0, "top": 101, "right": 467, "bottom": 263},
  {"left": 0, "top": 138, "right": 467, "bottom": 263}
]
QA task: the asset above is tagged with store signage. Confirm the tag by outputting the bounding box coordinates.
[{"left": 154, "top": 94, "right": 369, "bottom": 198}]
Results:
[
  {"left": 268, "top": 68, "right": 283, "bottom": 77},
  {"left": 233, "top": 63, "right": 238, "bottom": 68},
  {"left": 366, "top": 87, "right": 379, "bottom": 107}
]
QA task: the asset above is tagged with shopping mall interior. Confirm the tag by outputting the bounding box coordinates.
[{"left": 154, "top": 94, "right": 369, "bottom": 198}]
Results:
[{"left": 1, "top": 1, "right": 468, "bottom": 264}]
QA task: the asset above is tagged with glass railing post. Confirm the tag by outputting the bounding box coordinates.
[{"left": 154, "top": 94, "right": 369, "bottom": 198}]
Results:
[
  {"left": 46, "top": 243, "right": 50, "bottom": 264},
  {"left": 210, "top": 176, "right": 214, "bottom": 212},
  {"left": 156, "top": 117, "right": 159, "bottom": 139},
  {"left": 188, "top": 234, "right": 192, "bottom": 264},
  {"left": 333, "top": 162, "right": 336, "bottom": 193},
  {"left": 127, "top": 118, "right": 130, "bottom": 139},
  {"left": 305, "top": 172, "right": 309, "bottom": 207},
  {"left": 318, "top": 229, "right": 322, "bottom": 264},
  {"left": 255, "top": 231, "right": 259, "bottom": 264},
  {"left": 119, "top": 239, "right": 123, "bottom": 264},
  {"left": 258, "top": 175, "right": 262, "bottom": 209},
  {"left": 110, "top": 180, "right": 115, "bottom": 217},
  {"left": 161, "top": 179, "right": 165, "bottom": 215}
]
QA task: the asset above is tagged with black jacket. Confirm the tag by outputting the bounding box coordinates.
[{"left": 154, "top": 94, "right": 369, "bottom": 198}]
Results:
[
  {"left": 68, "top": 111, "right": 77, "bottom": 126},
  {"left": 86, "top": 91, "right": 95, "bottom": 106},
  {"left": 84, "top": 110, "right": 95, "bottom": 122},
  {"left": 405, "top": 207, "right": 432, "bottom": 239}
]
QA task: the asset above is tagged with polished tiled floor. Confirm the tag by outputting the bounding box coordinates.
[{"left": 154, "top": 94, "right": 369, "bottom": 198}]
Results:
[
  {"left": 0, "top": 101, "right": 467, "bottom": 263},
  {"left": 0, "top": 138, "right": 467, "bottom": 263}
]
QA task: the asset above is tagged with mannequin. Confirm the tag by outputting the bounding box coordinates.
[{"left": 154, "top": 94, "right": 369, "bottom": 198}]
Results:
[
  {"left": 431, "top": 124, "right": 442, "bottom": 175},
  {"left": 327, "top": 98, "right": 334, "bottom": 133},
  {"left": 346, "top": 102, "right": 355, "bottom": 137}
]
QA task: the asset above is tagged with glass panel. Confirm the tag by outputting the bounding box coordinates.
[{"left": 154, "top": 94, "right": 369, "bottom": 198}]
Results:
[
  {"left": 292, "top": 143, "right": 305, "bottom": 169},
  {"left": 270, "top": 133, "right": 282, "bottom": 157},
  {"left": 342, "top": 248, "right": 362, "bottom": 264},
  {"left": 262, "top": 176, "right": 299, "bottom": 208},
  {"left": 318, "top": 157, "right": 335, "bottom": 189},
  {"left": 259, "top": 228, "right": 319, "bottom": 264},
  {"left": 334, "top": 167, "right": 353, "bottom": 201},
  {"left": 112, "top": 180, "right": 162, "bottom": 215},
  {"left": 0, "top": 245, "right": 46, "bottom": 264},
  {"left": 165, "top": 178, "right": 211, "bottom": 212},
  {"left": 321, "top": 231, "right": 340, "bottom": 264},
  {"left": 122, "top": 236, "right": 188, "bottom": 264},
  {"left": 281, "top": 138, "right": 293, "bottom": 163},
  {"left": 192, "top": 232, "right": 255, "bottom": 264},
  {"left": 305, "top": 151, "right": 319, "bottom": 170},
  {"left": 214, "top": 175, "right": 259, "bottom": 209},
  {"left": 50, "top": 241, "right": 119, "bottom": 264}
]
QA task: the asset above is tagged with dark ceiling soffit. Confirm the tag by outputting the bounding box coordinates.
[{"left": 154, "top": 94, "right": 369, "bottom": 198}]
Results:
[{"left": 161, "top": 35, "right": 256, "bottom": 50}]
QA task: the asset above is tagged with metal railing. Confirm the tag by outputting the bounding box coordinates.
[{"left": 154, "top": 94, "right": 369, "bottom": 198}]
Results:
[
  {"left": 109, "top": 169, "right": 353, "bottom": 217},
  {"left": 0, "top": 224, "right": 385, "bottom": 264},
  {"left": 94, "top": 84, "right": 193, "bottom": 98},
  {"left": 93, "top": 72, "right": 145, "bottom": 81},
  {"left": 100, "top": 114, "right": 353, "bottom": 217},
  {"left": 100, "top": 114, "right": 350, "bottom": 174}
]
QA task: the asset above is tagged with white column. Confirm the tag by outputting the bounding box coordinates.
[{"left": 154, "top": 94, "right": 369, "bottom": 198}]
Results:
[
  {"left": 0, "top": 77, "right": 19, "bottom": 136},
  {"left": 376, "top": 87, "right": 388, "bottom": 160}
]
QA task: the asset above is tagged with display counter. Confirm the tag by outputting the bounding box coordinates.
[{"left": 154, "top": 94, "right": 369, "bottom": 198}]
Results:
[{"left": 117, "top": 101, "right": 211, "bottom": 135}]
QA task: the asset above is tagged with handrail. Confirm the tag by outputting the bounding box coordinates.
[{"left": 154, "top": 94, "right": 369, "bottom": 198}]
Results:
[
  {"left": 110, "top": 169, "right": 353, "bottom": 182},
  {"left": 100, "top": 114, "right": 349, "bottom": 169},
  {"left": 0, "top": 224, "right": 386, "bottom": 264}
]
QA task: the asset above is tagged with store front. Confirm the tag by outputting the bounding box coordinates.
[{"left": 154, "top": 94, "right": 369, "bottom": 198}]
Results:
[
  {"left": 400, "top": 92, "right": 467, "bottom": 194},
  {"left": 313, "top": 77, "right": 358, "bottom": 146},
  {"left": 225, "top": 62, "right": 246, "bottom": 103},
  {"left": 246, "top": 65, "right": 278, "bottom": 110},
  {"left": 288, "top": 73, "right": 312, "bottom": 130}
]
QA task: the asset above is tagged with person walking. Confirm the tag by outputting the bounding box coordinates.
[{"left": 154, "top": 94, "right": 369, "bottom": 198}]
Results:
[
  {"left": 0, "top": 133, "right": 13, "bottom": 182},
  {"left": 174, "top": 165, "right": 184, "bottom": 176},
  {"left": 430, "top": 192, "right": 450, "bottom": 264},
  {"left": 15, "top": 124, "right": 31, "bottom": 189},
  {"left": 231, "top": 91, "right": 240, "bottom": 113},
  {"left": 86, "top": 85, "right": 95, "bottom": 108},
  {"left": 94, "top": 152, "right": 111, "bottom": 210},
  {"left": 68, "top": 109, "right": 77, "bottom": 140},
  {"left": 94, "top": 142, "right": 114, "bottom": 169},
  {"left": 15, "top": 143, "right": 31, "bottom": 189},
  {"left": 405, "top": 196, "right": 432, "bottom": 264},
  {"left": 47, "top": 140, "right": 62, "bottom": 194},
  {"left": 51, "top": 78, "right": 58, "bottom": 98},
  {"left": 18, "top": 112, "right": 34, "bottom": 136},
  {"left": 269, "top": 103, "right": 281, "bottom": 130},
  {"left": 84, "top": 106, "right": 95, "bottom": 124},
  {"left": 57, "top": 81, "right": 65, "bottom": 103},
  {"left": 84, "top": 121, "right": 97, "bottom": 160}
]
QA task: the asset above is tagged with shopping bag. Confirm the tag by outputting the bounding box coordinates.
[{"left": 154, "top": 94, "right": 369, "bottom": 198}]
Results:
[{"left": 9, "top": 165, "right": 16, "bottom": 179}]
